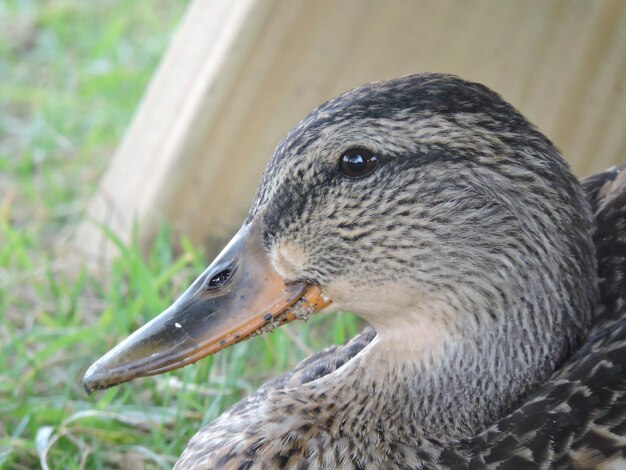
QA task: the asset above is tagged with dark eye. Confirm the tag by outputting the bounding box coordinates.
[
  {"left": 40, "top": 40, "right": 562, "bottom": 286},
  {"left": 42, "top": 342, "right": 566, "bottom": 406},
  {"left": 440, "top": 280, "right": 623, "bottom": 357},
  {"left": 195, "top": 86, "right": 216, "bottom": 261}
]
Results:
[
  {"left": 338, "top": 148, "right": 379, "bottom": 179},
  {"left": 207, "top": 268, "right": 233, "bottom": 290}
]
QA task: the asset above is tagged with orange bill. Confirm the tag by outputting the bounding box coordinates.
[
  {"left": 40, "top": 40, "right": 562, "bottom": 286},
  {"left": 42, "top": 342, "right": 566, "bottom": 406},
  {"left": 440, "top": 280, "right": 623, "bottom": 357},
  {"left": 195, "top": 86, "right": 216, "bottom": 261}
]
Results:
[{"left": 83, "top": 224, "right": 331, "bottom": 393}]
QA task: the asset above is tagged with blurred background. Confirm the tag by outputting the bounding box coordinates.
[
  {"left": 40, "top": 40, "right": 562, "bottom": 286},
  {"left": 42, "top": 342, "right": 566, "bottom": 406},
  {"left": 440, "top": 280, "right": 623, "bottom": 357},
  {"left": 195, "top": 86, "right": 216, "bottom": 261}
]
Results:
[{"left": 1, "top": 0, "right": 625, "bottom": 468}]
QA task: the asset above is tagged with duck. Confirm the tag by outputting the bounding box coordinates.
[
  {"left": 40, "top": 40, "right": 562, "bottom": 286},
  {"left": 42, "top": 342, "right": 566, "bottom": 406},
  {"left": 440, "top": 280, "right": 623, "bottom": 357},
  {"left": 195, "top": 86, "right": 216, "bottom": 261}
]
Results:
[{"left": 83, "top": 73, "right": 626, "bottom": 469}]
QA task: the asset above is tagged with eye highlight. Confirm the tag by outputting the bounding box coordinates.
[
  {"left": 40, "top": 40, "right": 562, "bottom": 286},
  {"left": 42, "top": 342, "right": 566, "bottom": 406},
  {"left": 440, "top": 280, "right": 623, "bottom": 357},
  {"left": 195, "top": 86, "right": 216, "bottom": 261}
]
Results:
[{"left": 338, "top": 148, "right": 379, "bottom": 179}]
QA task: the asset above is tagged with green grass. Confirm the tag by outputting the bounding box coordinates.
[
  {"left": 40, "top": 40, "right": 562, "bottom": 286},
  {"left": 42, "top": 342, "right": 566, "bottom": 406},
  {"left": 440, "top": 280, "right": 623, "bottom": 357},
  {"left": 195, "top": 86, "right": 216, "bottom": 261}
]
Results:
[{"left": 0, "top": 2, "right": 359, "bottom": 468}]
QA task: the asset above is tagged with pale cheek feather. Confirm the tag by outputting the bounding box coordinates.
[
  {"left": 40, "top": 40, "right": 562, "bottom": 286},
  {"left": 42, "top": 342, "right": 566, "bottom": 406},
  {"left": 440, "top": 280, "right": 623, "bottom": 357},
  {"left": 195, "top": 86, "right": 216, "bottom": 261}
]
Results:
[{"left": 270, "top": 242, "right": 308, "bottom": 281}]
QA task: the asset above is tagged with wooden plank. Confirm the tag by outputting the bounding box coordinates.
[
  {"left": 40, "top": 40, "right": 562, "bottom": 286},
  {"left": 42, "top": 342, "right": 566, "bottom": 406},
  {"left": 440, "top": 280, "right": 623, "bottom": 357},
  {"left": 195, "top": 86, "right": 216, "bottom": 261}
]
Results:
[
  {"left": 71, "top": 0, "right": 626, "bottom": 268},
  {"left": 70, "top": 0, "right": 275, "bottom": 267}
]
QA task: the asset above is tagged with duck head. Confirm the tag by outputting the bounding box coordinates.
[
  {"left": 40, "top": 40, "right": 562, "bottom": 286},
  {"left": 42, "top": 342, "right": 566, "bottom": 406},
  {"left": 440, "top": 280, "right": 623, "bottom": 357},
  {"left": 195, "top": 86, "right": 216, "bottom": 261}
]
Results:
[{"left": 84, "top": 74, "right": 597, "bottom": 392}]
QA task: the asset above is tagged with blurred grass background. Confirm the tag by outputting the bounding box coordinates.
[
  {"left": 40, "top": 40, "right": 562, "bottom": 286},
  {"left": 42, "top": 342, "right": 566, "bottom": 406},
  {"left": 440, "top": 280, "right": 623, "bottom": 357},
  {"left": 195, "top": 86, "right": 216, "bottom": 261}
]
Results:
[{"left": 0, "top": 1, "right": 358, "bottom": 468}]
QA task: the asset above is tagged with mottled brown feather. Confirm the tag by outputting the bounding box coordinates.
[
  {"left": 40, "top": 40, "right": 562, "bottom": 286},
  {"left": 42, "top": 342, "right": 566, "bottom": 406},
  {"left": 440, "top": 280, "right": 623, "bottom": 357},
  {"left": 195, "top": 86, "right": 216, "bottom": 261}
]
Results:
[{"left": 173, "top": 75, "right": 626, "bottom": 469}]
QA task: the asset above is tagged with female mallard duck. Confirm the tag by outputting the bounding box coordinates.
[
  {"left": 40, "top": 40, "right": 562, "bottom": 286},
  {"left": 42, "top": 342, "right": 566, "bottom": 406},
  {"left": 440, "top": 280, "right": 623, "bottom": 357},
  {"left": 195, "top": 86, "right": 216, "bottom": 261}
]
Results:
[{"left": 84, "top": 74, "right": 626, "bottom": 468}]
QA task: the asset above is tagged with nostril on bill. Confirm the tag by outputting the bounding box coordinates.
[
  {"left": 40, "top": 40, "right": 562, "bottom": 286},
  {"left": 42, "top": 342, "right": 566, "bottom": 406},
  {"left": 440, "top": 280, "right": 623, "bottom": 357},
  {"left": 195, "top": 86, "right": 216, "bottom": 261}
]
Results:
[{"left": 206, "top": 268, "right": 233, "bottom": 290}]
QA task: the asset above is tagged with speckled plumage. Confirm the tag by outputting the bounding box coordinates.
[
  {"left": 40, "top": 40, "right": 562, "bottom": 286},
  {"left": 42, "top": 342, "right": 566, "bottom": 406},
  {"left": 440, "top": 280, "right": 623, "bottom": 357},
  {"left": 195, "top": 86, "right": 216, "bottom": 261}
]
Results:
[{"left": 175, "top": 74, "right": 626, "bottom": 469}]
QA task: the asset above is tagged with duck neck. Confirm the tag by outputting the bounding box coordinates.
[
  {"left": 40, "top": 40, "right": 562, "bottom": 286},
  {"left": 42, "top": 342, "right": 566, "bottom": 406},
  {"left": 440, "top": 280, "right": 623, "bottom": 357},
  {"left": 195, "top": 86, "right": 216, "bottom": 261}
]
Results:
[{"left": 317, "top": 293, "right": 576, "bottom": 443}]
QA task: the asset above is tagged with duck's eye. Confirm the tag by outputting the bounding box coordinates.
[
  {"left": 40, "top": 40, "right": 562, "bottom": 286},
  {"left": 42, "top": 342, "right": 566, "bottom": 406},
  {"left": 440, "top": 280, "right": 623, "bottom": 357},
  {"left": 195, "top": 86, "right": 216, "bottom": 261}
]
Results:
[
  {"left": 207, "top": 268, "right": 233, "bottom": 290},
  {"left": 338, "top": 148, "right": 378, "bottom": 179}
]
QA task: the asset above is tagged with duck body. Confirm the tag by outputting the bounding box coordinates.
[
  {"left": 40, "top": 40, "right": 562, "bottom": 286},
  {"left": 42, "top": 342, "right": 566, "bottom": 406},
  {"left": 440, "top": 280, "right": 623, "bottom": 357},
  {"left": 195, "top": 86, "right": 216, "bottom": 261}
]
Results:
[{"left": 84, "top": 74, "right": 626, "bottom": 469}]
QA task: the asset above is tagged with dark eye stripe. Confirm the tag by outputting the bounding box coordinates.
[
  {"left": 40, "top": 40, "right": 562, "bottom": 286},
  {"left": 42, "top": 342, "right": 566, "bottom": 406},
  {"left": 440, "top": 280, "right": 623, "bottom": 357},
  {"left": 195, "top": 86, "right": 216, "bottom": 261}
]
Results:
[{"left": 338, "top": 148, "right": 379, "bottom": 179}]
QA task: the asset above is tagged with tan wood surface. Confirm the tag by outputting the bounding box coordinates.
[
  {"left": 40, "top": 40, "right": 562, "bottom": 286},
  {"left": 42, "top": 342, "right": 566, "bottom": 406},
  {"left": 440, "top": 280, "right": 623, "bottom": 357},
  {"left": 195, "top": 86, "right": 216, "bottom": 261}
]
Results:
[{"left": 72, "top": 0, "right": 626, "bottom": 267}]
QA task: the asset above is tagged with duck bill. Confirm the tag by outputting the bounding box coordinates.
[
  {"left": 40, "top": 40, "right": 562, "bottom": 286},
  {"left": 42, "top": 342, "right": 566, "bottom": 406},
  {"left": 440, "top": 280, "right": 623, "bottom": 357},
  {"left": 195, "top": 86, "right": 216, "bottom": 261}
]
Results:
[{"left": 83, "top": 223, "right": 331, "bottom": 393}]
